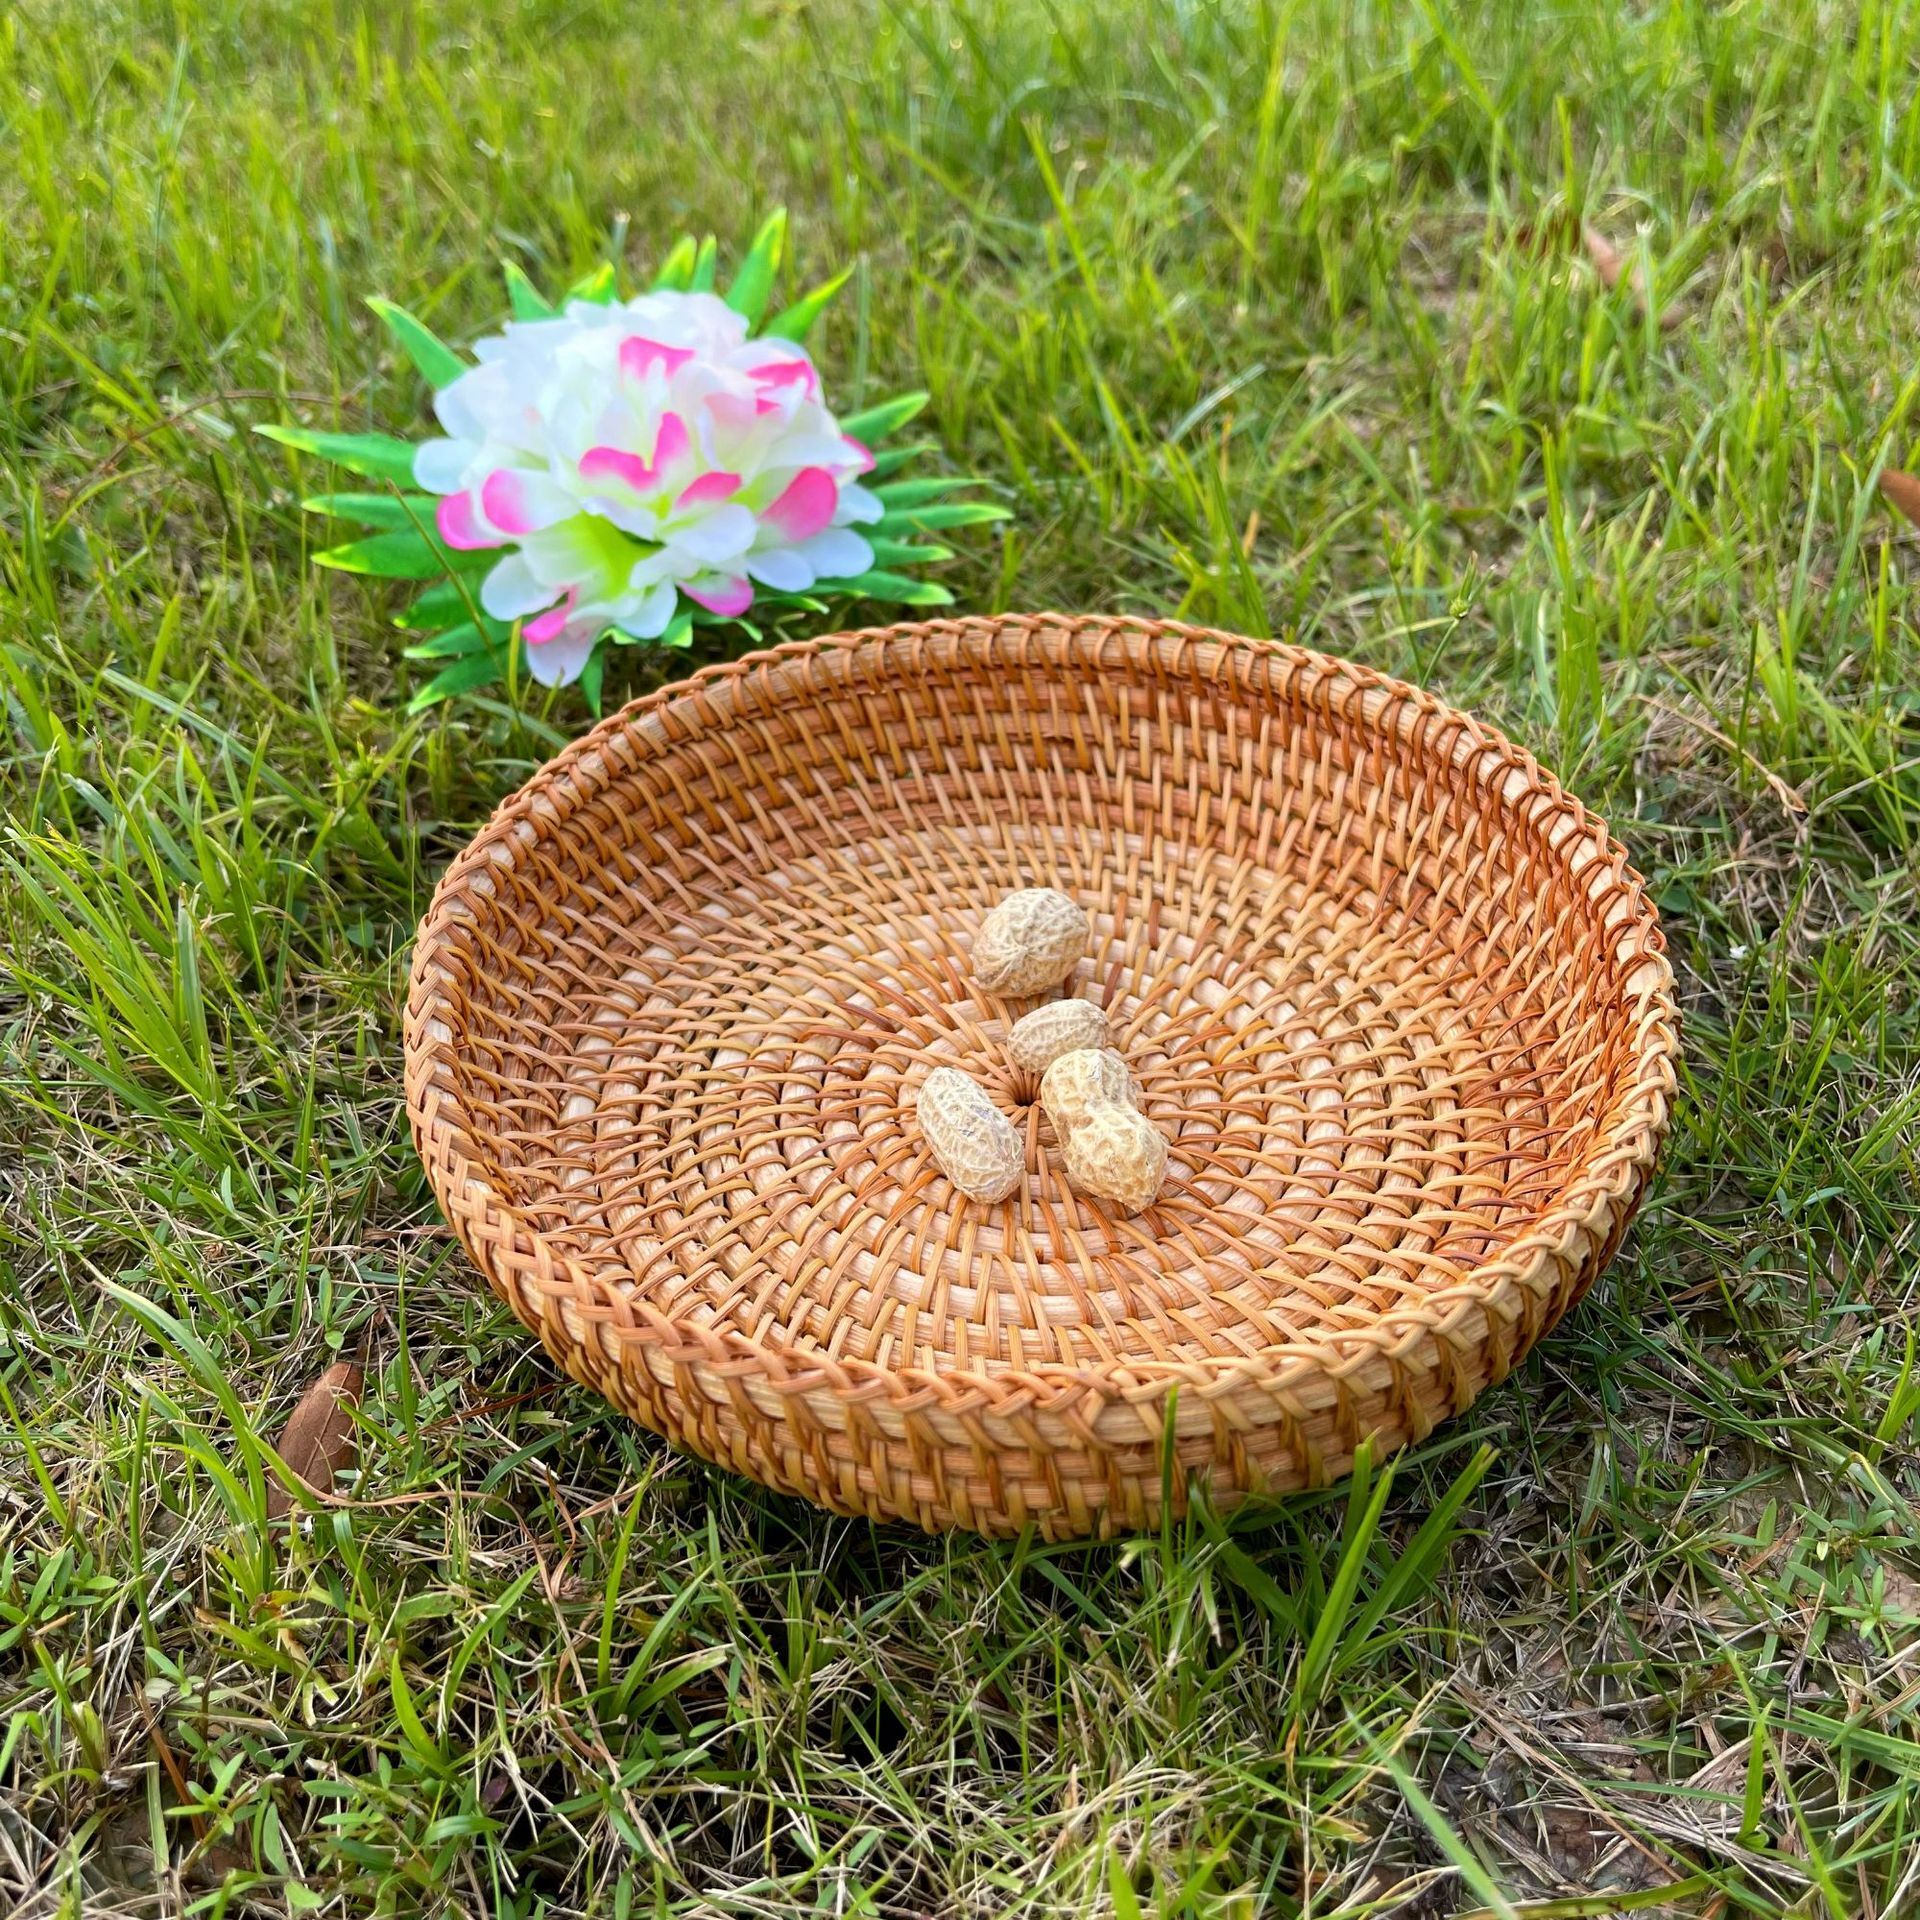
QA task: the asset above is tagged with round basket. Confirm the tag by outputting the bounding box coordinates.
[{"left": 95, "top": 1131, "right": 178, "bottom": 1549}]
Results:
[{"left": 405, "top": 615, "right": 1677, "bottom": 1538}]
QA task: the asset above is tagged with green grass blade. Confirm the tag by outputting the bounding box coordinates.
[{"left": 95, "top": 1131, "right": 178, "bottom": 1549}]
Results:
[{"left": 1375, "top": 1741, "right": 1518, "bottom": 1919}]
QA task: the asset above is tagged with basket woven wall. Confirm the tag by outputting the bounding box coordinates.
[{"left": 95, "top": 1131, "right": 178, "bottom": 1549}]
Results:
[{"left": 405, "top": 615, "right": 1677, "bottom": 1538}]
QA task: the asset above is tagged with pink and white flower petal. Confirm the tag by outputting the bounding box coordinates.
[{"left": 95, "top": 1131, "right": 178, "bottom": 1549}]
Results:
[
  {"left": 675, "top": 469, "right": 742, "bottom": 508},
  {"left": 577, "top": 411, "right": 690, "bottom": 495},
  {"left": 662, "top": 502, "right": 758, "bottom": 567},
  {"left": 833, "top": 481, "right": 885, "bottom": 525},
  {"left": 522, "top": 619, "right": 600, "bottom": 688},
  {"left": 437, "top": 492, "right": 506, "bottom": 551},
  {"left": 703, "top": 388, "right": 772, "bottom": 436},
  {"left": 761, "top": 467, "right": 838, "bottom": 543},
  {"left": 746, "top": 356, "right": 820, "bottom": 400},
  {"left": 773, "top": 429, "right": 865, "bottom": 469},
  {"left": 480, "top": 467, "right": 573, "bottom": 537},
  {"left": 608, "top": 578, "right": 681, "bottom": 640},
  {"left": 414, "top": 437, "right": 480, "bottom": 492},
  {"left": 743, "top": 547, "right": 817, "bottom": 592},
  {"left": 480, "top": 553, "right": 563, "bottom": 622},
  {"left": 619, "top": 335, "right": 696, "bottom": 383},
  {"left": 792, "top": 527, "right": 874, "bottom": 580},
  {"left": 522, "top": 588, "right": 580, "bottom": 647},
  {"left": 683, "top": 574, "right": 755, "bottom": 618}
]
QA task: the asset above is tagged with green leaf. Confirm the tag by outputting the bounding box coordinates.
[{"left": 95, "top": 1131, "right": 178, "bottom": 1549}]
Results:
[
  {"left": 314, "top": 531, "right": 489, "bottom": 580},
  {"left": 402, "top": 622, "right": 493, "bottom": 661},
  {"left": 301, "top": 492, "right": 437, "bottom": 530},
  {"left": 254, "top": 425, "right": 419, "bottom": 487},
  {"left": 566, "top": 262, "right": 617, "bottom": 304},
  {"left": 502, "top": 260, "right": 554, "bottom": 319},
  {"left": 397, "top": 578, "right": 485, "bottom": 630},
  {"left": 408, "top": 650, "right": 505, "bottom": 712},
  {"left": 578, "top": 646, "right": 605, "bottom": 716},
  {"left": 688, "top": 236, "right": 718, "bottom": 292},
  {"left": 874, "top": 501, "right": 1010, "bottom": 532},
  {"left": 724, "top": 208, "right": 787, "bottom": 327},
  {"left": 662, "top": 607, "right": 695, "bottom": 648},
  {"left": 866, "top": 538, "right": 955, "bottom": 567},
  {"left": 651, "top": 235, "right": 698, "bottom": 291},
  {"left": 366, "top": 297, "right": 465, "bottom": 389},
  {"left": 839, "top": 392, "right": 929, "bottom": 444},
  {"left": 867, "top": 441, "right": 936, "bottom": 479},
  {"left": 874, "top": 475, "right": 987, "bottom": 506},
  {"left": 816, "top": 570, "right": 954, "bottom": 606},
  {"left": 762, "top": 266, "right": 852, "bottom": 344}
]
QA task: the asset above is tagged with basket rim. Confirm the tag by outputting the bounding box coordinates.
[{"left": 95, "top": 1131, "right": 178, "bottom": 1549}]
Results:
[{"left": 404, "top": 613, "right": 1679, "bottom": 1411}]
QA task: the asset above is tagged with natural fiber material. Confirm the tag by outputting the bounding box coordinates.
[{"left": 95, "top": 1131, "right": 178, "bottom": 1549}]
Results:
[{"left": 405, "top": 615, "right": 1677, "bottom": 1538}]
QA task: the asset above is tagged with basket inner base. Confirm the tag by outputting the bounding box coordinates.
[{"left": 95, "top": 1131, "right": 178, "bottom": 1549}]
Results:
[{"left": 487, "top": 817, "right": 1608, "bottom": 1377}]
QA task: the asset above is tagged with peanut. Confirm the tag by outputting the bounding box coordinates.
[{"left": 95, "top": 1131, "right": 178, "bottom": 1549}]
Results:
[
  {"left": 1062, "top": 1106, "right": 1168, "bottom": 1216},
  {"left": 1006, "top": 998, "right": 1110, "bottom": 1075},
  {"left": 1038, "top": 1047, "right": 1136, "bottom": 1139},
  {"left": 1038, "top": 1046, "right": 1168, "bottom": 1213},
  {"left": 971, "top": 888, "right": 1088, "bottom": 997},
  {"left": 914, "top": 1066, "right": 1024, "bottom": 1204}
]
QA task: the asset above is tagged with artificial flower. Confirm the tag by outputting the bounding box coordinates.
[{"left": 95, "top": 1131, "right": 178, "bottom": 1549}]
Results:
[
  {"left": 263, "top": 211, "right": 1007, "bottom": 713},
  {"left": 415, "top": 289, "right": 882, "bottom": 685}
]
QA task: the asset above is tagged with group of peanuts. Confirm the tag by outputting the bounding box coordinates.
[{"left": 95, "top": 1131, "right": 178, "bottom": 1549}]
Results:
[{"left": 914, "top": 888, "right": 1169, "bottom": 1215}]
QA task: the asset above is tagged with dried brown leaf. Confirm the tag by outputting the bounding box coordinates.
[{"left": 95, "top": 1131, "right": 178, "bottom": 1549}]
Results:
[
  {"left": 1582, "top": 225, "right": 1627, "bottom": 291},
  {"left": 265, "top": 1361, "right": 362, "bottom": 1518},
  {"left": 1879, "top": 466, "right": 1920, "bottom": 531},
  {"left": 1582, "top": 226, "right": 1685, "bottom": 331},
  {"left": 1510, "top": 211, "right": 1577, "bottom": 259}
]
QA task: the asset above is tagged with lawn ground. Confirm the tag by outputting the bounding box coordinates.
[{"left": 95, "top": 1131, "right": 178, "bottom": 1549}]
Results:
[{"left": 5, "top": 1, "right": 1920, "bottom": 1913}]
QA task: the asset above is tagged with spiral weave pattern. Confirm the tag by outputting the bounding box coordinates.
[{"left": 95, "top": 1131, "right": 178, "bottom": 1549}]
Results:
[{"left": 405, "top": 615, "right": 1677, "bottom": 1537}]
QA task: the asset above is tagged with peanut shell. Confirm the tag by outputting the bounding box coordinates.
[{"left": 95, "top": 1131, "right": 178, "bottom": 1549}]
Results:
[
  {"left": 1006, "top": 999, "right": 1110, "bottom": 1075},
  {"left": 1062, "top": 1105, "right": 1168, "bottom": 1215},
  {"left": 1038, "top": 1047, "right": 1136, "bottom": 1139},
  {"left": 971, "top": 888, "right": 1088, "bottom": 997},
  {"left": 915, "top": 1066, "right": 1024, "bottom": 1204}
]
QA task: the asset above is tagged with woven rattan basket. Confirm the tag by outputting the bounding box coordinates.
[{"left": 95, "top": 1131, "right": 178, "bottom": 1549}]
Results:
[{"left": 405, "top": 614, "right": 1677, "bottom": 1538}]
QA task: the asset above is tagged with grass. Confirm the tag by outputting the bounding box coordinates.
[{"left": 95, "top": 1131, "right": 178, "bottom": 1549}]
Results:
[{"left": 4, "top": 0, "right": 1920, "bottom": 1911}]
